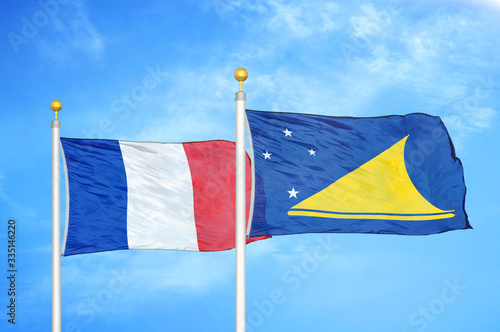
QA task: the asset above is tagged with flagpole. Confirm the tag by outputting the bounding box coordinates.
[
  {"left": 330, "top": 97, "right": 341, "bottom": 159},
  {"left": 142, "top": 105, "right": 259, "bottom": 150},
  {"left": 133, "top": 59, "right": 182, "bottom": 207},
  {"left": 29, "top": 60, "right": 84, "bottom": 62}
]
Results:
[
  {"left": 234, "top": 68, "right": 248, "bottom": 332},
  {"left": 51, "top": 100, "right": 62, "bottom": 332}
]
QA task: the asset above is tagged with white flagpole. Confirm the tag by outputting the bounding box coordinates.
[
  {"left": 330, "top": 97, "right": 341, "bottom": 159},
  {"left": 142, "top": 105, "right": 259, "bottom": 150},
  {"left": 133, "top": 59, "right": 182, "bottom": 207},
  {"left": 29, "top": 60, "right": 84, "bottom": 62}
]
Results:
[
  {"left": 51, "top": 100, "right": 62, "bottom": 332},
  {"left": 234, "top": 68, "right": 248, "bottom": 332}
]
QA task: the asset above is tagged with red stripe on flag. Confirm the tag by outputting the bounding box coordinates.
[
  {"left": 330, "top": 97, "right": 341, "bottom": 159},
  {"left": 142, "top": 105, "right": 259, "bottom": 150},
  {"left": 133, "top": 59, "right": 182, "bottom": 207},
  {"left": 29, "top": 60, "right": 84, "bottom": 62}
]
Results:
[{"left": 183, "top": 140, "right": 268, "bottom": 251}]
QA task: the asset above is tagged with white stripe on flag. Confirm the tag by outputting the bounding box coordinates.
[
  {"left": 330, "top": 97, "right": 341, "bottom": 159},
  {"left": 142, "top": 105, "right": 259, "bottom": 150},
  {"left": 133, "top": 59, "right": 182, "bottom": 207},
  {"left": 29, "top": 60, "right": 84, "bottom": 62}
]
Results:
[{"left": 119, "top": 141, "right": 199, "bottom": 251}]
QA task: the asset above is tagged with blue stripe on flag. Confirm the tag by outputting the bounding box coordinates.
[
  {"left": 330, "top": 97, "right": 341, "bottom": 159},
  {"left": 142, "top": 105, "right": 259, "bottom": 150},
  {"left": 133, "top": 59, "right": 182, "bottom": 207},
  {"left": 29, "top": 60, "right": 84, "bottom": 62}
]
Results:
[{"left": 61, "top": 138, "right": 129, "bottom": 256}]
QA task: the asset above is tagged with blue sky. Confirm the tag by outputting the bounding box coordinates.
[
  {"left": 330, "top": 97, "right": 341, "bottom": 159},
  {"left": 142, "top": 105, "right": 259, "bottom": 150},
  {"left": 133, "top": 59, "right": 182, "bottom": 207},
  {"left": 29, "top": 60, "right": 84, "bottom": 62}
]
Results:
[{"left": 1, "top": 0, "right": 499, "bottom": 331}]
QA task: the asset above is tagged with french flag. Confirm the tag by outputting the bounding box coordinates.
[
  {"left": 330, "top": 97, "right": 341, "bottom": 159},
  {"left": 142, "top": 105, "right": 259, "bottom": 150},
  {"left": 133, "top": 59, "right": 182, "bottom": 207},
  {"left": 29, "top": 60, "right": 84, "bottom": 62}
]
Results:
[{"left": 60, "top": 138, "right": 266, "bottom": 256}]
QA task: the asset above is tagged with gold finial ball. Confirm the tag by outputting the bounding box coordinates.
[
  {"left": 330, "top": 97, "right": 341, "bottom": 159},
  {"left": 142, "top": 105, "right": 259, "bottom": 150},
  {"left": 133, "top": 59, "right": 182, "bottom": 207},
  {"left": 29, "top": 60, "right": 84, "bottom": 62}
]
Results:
[
  {"left": 51, "top": 100, "right": 62, "bottom": 112},
  {"left": 234, "top": 68, "right": 248, "bottom": 82}
]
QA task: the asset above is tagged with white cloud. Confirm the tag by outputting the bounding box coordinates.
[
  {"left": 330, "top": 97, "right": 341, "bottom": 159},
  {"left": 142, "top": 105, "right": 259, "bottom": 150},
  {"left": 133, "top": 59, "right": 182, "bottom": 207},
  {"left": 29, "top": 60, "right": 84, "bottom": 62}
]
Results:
[
  {"left": 0, "top": 192, "right": 36, "bottom": 217},
  {"left": 443, "top": 106, "right": 497, "bottom": 147},
  {"left": 450, "top": 0, "right": 500, "bottom": 10},
  {"left": 465, "top": 107, "right": 496, "bottom": 129},
  {"left": 131, "top": 253, "right": 234, "bottom": 293},
  {"left": 409, "top": 37, "right": 438, "bottom": 61},
  {"left": 126, "top": 65, "right": 237, "bottom": 142},
  {"left": 229, "top": 44, "right": 276, "bottom": 64},
  {"left": 79, "top": 0, "right": 498, "bottom": 148},
  {"left": 350, "top": 3, "right": 393, "bottom": 39},
  {"left": 247, "top": 239, "right": 280, "bottom": 258},
  {"left": 265, "top": 0, "right": 339, "bottom": 38},
  {"left": 207, "top": 0, "right": 339, "bottom": 39},
  {"left": 37, "top": 0, "right": 105, "bottom": 64},
  {"left": 61, "top": 249, "right": 234, "bottom": 321},
  {"left": 339, "top": 2, "right": 499, "bottom": 128}
]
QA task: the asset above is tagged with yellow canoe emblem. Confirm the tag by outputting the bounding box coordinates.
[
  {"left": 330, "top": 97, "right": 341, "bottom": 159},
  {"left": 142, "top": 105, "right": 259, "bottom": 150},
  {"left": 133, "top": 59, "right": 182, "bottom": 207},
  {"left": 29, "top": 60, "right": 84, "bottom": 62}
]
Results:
[{"left": 288, "top": 135, "right": 455, "bottom": 221}]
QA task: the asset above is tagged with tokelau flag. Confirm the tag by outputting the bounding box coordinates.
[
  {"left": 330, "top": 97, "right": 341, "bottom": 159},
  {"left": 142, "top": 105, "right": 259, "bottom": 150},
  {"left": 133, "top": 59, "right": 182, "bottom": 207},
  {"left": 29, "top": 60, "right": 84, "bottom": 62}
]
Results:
[{"left": 246, "top": 110, "right": 471, "bottom": 238}]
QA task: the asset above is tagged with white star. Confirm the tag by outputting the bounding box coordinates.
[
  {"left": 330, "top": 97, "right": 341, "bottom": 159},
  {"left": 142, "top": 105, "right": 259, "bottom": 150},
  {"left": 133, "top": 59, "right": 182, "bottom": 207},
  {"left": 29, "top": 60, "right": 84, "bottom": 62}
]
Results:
[
  {"left": 288, "top": 187, "right": 299, "bottom": 198},
  {"left": 308, "top": 148, "right": 316, "bottom": 156},
  {"left": 283, "top": 128, "right": 293, "bottom": 137},
  {"left": 263, "top": 150, "right": 272, "bottom": 159}
]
